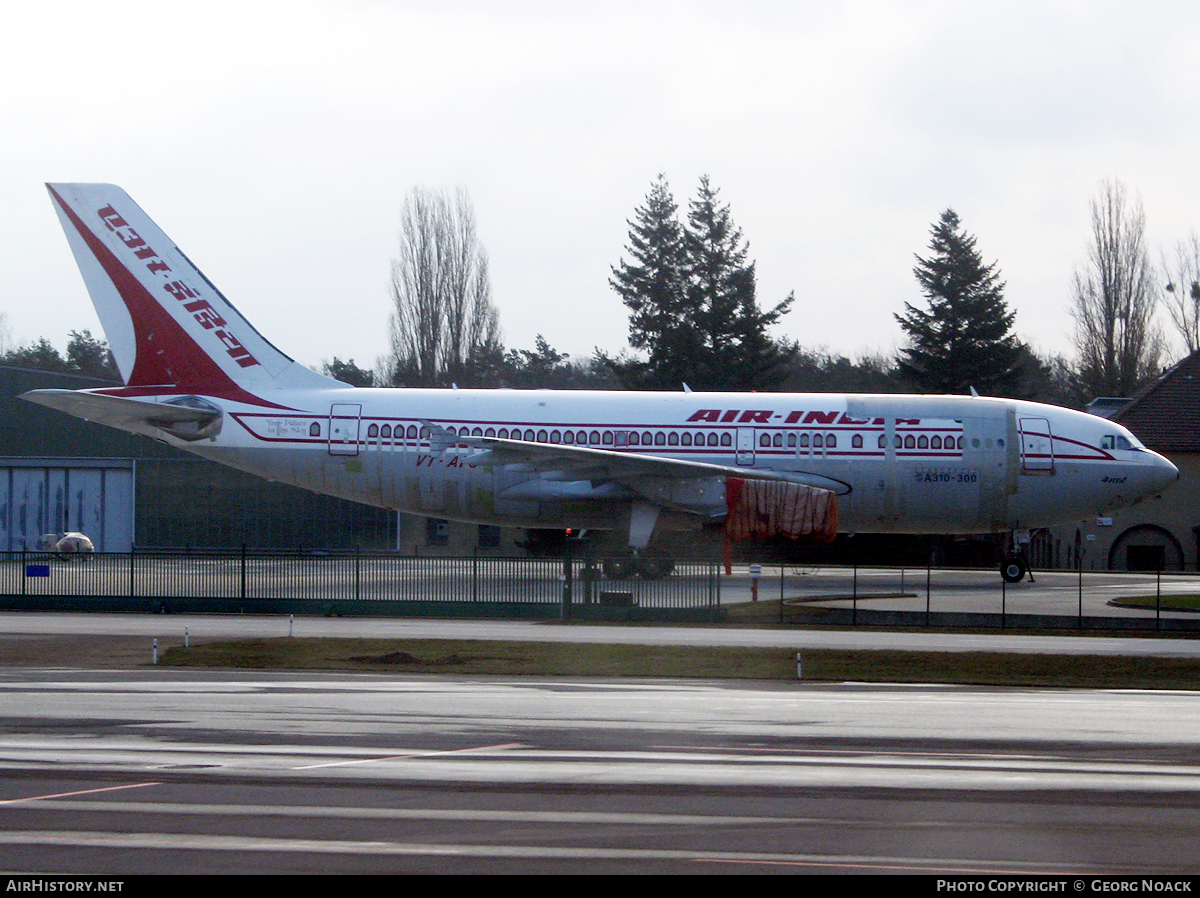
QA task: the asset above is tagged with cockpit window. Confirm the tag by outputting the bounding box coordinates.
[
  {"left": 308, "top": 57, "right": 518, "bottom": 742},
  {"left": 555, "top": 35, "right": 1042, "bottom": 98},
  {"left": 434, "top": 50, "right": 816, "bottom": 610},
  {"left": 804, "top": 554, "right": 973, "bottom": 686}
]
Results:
[{"left": 1104, "top": 433, "right": 1143, "bottom": 451}]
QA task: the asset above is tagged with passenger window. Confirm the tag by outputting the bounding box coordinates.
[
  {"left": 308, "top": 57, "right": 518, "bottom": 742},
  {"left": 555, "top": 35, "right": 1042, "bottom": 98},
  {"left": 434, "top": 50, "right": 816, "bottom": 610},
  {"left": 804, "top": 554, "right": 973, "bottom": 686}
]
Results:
[
  {"left": 852, "top": 434, "right": 863, "bottom": 448},
  {"left": 826, "top": 434, "right": 836, "bottom": 448},
  {"left": 562, "top": 430, "right": 574, "bottom": 444},
  {"left": 309, "top": 422, "right": 320, "bottom": 437},
  {"left": 550, "top": 430, "right": 561, "bottom": 443},
  {"left": 800, "top": 433, "right": 810, "bottom": 447},
  {"left": 589, "top": 431, "right": 600, "bottom": 445},
  {"left": 381, "top": 424, "right": 391, "bottom": 439},
  {"left": 681, "top": 433, "right": 692, "bottom": 446},
  {"left": 760, "top": 433, "right": 771, "bottom": 447},
  {"left": 877, "top": 434, "right": 886, "bottom": 448},
  {"left": 787, "top": 433, "right": 796, "bottom": 448},
  {"left": 655, "top": 432, "right": 666, "bottom": 446},
  {"left": 720, "top": 433, "right": 732, "bottom": 447},
  {"left": 485, "top": 427, "right": 496, "bottom": 438},
  {"left": 707, "top": 433, "right": 719, "bottom": 447},
  {"left": 367, "top": 423, "right": 379, "bottom": 438},
  {"left": 931, "top": 435, "right": 941, "bottom": 449},
  {"left": 918, "top": 435, "right": 928, "bottom": 449},
  {"left": 536, "top": 429, "right": 548, "bottom": 442},
  {"left": 668, "top": 432, "right": 679, "bottom": 446},
  {"left": 407, "top": 425, "right": 418, "bottom": 439},
  {"left": 813, "top": 434, "right": 824, "bottom": 448},
  {"left": 602, "top": 431, "right": 613, "bottom": 445}
]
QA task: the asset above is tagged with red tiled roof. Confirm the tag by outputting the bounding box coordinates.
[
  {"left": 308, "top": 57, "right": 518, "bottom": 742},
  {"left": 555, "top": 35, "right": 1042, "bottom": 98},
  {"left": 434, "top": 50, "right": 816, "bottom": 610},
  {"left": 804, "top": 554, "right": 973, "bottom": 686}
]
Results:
[{"left": 1112, "top": 351, "right": 1200, "bottom": 452}]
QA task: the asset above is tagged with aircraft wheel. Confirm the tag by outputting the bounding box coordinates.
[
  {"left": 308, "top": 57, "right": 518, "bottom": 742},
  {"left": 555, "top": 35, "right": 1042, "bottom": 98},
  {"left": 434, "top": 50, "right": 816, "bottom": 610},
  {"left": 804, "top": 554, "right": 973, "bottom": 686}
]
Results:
[
  {"left": 637, "top": 557, "right": 675, "bottom": 580},
  {"left": 602, "top": 558, "right": 637, "bottom": 579},
  {"left": 1000, "top": 556, "right": 1027, "bottom": 583}
]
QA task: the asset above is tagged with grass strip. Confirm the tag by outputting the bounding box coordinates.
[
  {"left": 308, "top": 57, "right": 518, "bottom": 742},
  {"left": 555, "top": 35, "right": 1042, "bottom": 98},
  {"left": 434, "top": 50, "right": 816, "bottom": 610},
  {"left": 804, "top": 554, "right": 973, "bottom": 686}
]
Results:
[
  {"left": 1112, "top": 594, "right": 1200, "bottom": 612},
  {"left": 161, "top": 637, "right": 1200, "bottom": 689}
]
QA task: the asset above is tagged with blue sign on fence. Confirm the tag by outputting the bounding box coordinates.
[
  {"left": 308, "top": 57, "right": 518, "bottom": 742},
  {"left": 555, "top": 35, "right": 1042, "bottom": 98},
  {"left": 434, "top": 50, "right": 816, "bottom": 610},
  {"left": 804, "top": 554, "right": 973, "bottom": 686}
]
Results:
[{"left": 25, "top": 565, "right": 50, "bottom": 578}]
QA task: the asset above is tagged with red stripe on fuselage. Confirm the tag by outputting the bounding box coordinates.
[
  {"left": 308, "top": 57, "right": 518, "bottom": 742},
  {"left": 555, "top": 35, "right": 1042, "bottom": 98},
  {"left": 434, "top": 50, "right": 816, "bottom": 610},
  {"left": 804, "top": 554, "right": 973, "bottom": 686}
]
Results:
[{"left": 48, "top": 186, "right": 289, "bottom": 410}]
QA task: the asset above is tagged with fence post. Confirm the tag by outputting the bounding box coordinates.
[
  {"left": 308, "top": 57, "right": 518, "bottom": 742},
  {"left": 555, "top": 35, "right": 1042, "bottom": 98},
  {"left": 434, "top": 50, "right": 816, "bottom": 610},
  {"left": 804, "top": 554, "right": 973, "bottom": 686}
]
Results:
[
  {"left": 1078, "top": 561, "right": 1083, "bottom": 629},
  {"left": 355, "top": 545, "right": 361, "bottom": 604},
  {"left": 1156, "top": 562, "right": 1162, "bottom": 630},
  {"left": 21, "top": 547, "right": 26, "bottom": 597},
  {"left": 779, "top": 564, "right": 785, "bottom": 624},
  {"left": 240, "top": 543, "right": 247, "bottom": 601},
  {"left": 472, "top": 549, "right": 479, "bottom": 604},
  {"left": 562, "top": 531, "right": 572, "bottom": 611},
  {"left": 129, "top": 545, "right": 135, "bottom": 600},
  {"left": 925, "top": 548, "right": 931, "bottom": 628},
  {"left": 1001, "top": 572, "right": 1006, "bottom": 630},
  {"left": 851, "top": 551, "right": 858, "bottom": 626}
]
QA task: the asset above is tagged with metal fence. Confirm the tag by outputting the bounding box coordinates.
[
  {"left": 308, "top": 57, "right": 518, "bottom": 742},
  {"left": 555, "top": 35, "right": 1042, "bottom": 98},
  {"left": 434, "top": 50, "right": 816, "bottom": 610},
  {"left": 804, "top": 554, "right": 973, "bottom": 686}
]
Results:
[
  {"left": 0, "top": 550, "right": 722, "bottom": 621},
  {"left": 766, "top": 562, "right": 1200, "bottom": 632}
]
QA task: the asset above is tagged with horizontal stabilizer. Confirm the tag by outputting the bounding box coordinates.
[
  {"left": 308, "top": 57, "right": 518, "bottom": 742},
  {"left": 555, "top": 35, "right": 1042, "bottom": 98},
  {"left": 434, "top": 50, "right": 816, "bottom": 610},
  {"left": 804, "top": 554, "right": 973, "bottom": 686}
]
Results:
[{"left": 20, "top": 389, "right": 223, "bottom": 441}]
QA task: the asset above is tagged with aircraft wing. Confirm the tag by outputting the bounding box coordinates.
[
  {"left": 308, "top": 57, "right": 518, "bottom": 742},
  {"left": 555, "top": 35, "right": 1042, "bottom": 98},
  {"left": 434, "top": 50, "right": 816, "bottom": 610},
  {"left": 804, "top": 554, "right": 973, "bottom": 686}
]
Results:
[
  {"left": 466, "top": 436, "right": 851, "bottom": 495},
  {"left": 20, "top": 389, "right": 223, "bottom": 441}
]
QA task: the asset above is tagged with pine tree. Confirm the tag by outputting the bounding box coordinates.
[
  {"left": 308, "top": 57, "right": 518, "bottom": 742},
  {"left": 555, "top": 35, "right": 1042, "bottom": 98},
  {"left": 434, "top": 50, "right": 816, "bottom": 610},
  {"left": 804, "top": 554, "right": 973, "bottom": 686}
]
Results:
[
  {"left": 607, "top": 175, "right": 793, "bottom": 391},
  {"left": 896, "top": 209, "right": 1025, "bottom": 395},
  {"left": 683, "top": 176, "right": 793, "bottom": 390},
  {"left": 606, "top": 174, "right": 693, "bottom": 389}
]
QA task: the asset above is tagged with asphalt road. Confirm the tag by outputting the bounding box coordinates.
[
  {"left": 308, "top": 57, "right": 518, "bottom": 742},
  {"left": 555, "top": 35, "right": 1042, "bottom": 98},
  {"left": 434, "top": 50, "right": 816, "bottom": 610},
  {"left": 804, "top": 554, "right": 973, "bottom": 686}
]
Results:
[
  {"left": 3, "top": 610, "right": 1200, "bottom": 659},
  {"left": 3, "top": 568, "right": 1200, "bottom": 875},
  {"left": 1, "top": 669, "right": 1198, "bottom": 874}
]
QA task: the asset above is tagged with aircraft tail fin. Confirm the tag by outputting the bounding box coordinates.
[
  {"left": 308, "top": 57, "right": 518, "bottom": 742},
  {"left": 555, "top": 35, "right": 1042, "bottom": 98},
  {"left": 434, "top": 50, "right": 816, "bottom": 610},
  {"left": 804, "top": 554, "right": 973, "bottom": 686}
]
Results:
[{"left": 46, "top": 183, "right": 339, "bottom": 402}]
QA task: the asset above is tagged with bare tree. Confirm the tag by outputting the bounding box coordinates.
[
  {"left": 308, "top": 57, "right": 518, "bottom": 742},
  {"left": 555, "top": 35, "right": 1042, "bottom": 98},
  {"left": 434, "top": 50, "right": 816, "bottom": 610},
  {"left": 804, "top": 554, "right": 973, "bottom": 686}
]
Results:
[
  {"left": 384, "top": 187, "right": 502, "bottom": 387},
  {"left": 1070, "top": 179, "right": 1164, "bottom": 398},
  {"left": 1161, "top": 232, "right": 1200, "bottom": 355}
]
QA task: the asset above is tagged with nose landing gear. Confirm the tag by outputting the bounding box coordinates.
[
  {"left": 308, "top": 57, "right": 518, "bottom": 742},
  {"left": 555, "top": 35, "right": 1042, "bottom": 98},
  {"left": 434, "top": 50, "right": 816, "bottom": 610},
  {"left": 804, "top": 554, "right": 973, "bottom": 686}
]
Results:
[{"left": 1000, "top": 555, "right": 1027, "bottom": 583}]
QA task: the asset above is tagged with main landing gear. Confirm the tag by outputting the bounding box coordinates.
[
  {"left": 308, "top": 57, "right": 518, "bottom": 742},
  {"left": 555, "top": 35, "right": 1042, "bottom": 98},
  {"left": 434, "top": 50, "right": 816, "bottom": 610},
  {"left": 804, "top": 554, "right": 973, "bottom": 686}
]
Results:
[{"left": 601, "top": 555, "right": 676, "bottom": 580}]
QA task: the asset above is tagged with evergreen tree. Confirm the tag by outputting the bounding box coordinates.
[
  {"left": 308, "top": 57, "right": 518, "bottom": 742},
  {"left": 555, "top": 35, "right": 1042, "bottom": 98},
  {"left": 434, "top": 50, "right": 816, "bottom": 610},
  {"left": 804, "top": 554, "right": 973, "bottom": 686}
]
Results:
[
  {"left": 606, "top": 174, "right": 692, "bottom": 389},
  {"left": 323, "top": 357, "right": 376, "bottom": 387},
  {"left": 66, "top": 329, "right": 119, "bottom": 380},
  {"left": 607, "top": 175, "right": 793, "bottom": 391},
  {"left": 683, "top": 176, "right": 793, "bottom": 390},
  {"left": 896, "top": 209, "right": 1025, "bottom": 395}
]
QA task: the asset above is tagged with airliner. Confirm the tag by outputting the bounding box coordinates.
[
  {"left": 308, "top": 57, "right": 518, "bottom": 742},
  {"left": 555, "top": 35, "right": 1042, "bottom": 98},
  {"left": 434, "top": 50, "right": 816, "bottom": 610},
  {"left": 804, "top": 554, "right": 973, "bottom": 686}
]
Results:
[{"left": 23, "top": 184, "right": 1180, "bottom": 581}]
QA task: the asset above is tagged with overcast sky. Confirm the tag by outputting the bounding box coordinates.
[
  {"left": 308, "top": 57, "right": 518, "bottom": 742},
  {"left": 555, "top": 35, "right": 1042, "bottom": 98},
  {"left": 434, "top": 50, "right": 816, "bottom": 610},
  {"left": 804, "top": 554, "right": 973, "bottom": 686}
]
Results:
[{"left": 4, "top": 1, "right": 1200, "bottom": 377}]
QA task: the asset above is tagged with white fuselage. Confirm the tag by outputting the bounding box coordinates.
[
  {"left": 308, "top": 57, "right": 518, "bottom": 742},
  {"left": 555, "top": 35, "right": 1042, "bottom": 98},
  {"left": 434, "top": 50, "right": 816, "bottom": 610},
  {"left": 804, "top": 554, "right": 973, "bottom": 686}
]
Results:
[
  {"left": 156, "top": 386, "right": 1178, "bottom": 538},
  {"left": 35, "top": 182, "right": 1180, "bottom": 549}
]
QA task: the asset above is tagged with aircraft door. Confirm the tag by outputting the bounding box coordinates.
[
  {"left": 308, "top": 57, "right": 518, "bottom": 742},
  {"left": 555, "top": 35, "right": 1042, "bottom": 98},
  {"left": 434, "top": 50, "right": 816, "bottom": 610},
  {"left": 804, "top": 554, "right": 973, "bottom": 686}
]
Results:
[
  {"left": 1019, "top": 417, "right": 1054, "bottom": 472},
  {"left": 328, "top": 403, "right": 362, "bottom": 456},
  {"left": 736, "top": 428, "right": 756, "bottom": 466}
]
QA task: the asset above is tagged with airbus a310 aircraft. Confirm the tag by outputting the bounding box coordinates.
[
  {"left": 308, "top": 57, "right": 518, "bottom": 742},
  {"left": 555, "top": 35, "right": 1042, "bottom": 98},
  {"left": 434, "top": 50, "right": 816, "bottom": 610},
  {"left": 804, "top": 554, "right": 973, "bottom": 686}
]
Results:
[{"left": 24, "top": 184, "right": 1179, "bottom": 581}]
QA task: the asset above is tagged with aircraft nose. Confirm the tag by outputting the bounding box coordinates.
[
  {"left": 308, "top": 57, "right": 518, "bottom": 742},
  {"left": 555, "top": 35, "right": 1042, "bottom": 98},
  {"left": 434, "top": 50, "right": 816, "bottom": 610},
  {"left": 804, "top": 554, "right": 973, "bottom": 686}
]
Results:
[{"left": 1149, "top": 452, "right": 1179, "bottom": 492}]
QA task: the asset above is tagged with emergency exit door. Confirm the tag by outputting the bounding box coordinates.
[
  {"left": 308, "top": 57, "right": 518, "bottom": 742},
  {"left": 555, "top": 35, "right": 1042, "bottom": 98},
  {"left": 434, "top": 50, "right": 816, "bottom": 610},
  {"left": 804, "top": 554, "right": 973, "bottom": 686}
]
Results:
[
  {"left": 1019, "top": 417, "right": 1054, "bottom": 472},
  {"left": 328, "top": 403, "right": 362, "bottom": 456}
]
